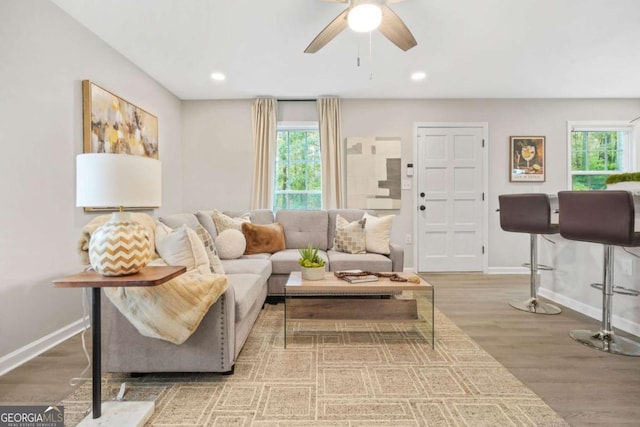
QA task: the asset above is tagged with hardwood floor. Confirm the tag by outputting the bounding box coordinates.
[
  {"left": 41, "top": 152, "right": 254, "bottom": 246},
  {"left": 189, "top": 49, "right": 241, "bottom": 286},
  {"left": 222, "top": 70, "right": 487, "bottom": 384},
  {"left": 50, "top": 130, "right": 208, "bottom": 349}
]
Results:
[
  {"left": 428, "top": 273, "right": 640, "bottom": 427},
  {"left": 0, "top": 331, "right": 91, "bottom": 406},
  {"left": 1, "top": 273, "right": 639, "bottom": 426}
]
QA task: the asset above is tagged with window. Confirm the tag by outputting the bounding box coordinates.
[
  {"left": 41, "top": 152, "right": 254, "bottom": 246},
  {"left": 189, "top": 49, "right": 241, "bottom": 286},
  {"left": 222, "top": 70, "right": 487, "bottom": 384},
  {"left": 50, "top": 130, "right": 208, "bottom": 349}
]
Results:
[
  {"left": 273, "top": 123, "right": 321, "bottom": 211},
  {"left": 568, "top": 122, "right": 634, "bottom": 190}
]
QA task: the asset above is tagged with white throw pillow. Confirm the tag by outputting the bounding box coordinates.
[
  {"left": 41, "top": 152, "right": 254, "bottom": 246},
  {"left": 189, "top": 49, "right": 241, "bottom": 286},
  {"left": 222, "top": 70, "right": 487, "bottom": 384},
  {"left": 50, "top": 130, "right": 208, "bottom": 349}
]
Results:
[
  {"left": 364, "top": 213, "right": 394, "bottom": 255},
  {"left": 332, "top": 214, "right": 366, "bottom": 254},
  {"left": 215, "top": 229, "right": 247, "bottom": 260},
  {"left": 155, "top": 223, "right": 211, "bottom": 274},
  {"left": 212, "top": 210, "right": 250, "bottom": 233}
]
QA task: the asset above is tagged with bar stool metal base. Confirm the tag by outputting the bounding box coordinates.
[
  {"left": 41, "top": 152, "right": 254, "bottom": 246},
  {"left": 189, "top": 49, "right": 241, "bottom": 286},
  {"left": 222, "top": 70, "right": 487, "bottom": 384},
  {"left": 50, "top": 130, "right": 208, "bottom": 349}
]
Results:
[
  {"left": 570, "top": 329, "right": 640, "bottom": 356},
  {"left": 509, "top": 297, "right": 562, "bottom": 315},
  {"left": 521, "top": 263, "right": 554, "bottom": 271}
]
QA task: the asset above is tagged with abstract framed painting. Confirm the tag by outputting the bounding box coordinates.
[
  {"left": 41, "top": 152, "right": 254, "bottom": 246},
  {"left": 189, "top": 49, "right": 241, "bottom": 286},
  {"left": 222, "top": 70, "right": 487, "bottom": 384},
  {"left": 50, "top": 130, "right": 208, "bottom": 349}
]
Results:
[
  {"left": 345, "top": 136, "right": 402, "bottom": 210},
  {"left": 510, "top": 136, "right": 545, "bottom": 182},
  {"left": 82, "top": 80, "right": 158, "bottom": 159}
]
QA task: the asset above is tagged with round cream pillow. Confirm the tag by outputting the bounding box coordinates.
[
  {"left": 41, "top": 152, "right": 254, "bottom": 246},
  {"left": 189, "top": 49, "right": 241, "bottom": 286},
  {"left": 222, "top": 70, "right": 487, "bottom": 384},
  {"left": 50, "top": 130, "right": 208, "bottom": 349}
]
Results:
[{"left": 214, "top": 229, "right": 246, "bottom": 259}]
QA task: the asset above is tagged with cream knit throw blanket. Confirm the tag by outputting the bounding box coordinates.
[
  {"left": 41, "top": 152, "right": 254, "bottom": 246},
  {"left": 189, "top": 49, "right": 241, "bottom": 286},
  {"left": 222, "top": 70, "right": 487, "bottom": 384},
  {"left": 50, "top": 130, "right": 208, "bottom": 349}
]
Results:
[{"left": 79, "top": 214, "right": 228, "bottom": 345}]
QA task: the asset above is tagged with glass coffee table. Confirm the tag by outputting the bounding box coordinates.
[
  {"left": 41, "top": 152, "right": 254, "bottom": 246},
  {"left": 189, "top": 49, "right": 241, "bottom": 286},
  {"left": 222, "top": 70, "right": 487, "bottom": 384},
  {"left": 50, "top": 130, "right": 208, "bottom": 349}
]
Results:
[{"left": 284, "top": 271, "right": 434, "bottom": 348}]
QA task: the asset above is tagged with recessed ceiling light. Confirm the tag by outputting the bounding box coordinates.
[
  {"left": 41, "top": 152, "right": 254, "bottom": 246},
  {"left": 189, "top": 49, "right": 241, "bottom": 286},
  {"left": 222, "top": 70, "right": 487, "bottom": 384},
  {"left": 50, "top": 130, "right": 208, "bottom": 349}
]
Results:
[
  {"left": 210, "top": 72, "right": 226, "bottom": 81},
  {"left": 411, "top": 71, "right": 427, "bottom": 81}
]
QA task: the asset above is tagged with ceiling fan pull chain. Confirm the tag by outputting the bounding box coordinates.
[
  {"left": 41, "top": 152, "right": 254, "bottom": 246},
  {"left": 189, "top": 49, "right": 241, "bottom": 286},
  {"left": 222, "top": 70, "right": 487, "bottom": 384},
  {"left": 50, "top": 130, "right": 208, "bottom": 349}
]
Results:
[{"left": 357, "top": 40, "right": 361, "bottom": 67}]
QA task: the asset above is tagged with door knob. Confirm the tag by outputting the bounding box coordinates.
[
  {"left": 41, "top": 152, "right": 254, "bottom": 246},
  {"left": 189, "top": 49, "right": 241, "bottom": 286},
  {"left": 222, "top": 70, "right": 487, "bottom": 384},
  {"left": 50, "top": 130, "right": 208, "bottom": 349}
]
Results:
[
  {"left": 419, "top": 205, "right": 426, "bottom": 211},
  {"left": 420, "top": 192, "right": 425, "bottom": 197}
]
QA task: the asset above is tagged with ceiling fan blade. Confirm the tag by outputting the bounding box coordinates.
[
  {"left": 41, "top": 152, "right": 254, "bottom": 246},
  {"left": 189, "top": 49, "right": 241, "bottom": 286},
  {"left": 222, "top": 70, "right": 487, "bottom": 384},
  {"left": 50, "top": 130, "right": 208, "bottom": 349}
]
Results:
[
  {"left": 378, "top": 4, "right": 417, "bottom": 51},
  {"left": 304, "top": 8, "right": 350, "bottom": 53}
]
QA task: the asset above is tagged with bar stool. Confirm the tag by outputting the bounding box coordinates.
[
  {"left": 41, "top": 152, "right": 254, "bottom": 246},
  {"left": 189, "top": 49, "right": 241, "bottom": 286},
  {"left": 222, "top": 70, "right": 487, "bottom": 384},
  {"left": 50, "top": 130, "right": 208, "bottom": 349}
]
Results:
[
  {"left": 499, "top": 193, "right": 562, "bottom": 314},
  {"left": 558, "top": 190, "right": 640, "bottom": 356}
]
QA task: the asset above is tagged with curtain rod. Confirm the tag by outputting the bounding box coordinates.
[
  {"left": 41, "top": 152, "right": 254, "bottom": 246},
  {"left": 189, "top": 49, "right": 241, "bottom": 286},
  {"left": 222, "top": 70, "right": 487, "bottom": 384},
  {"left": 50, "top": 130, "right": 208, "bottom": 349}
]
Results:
[
  {"left": 277, "top": 99, "right": 316, "bottom": 102},
  {"left": 631, "top": 115, "right": 640, "bottom": 123}
]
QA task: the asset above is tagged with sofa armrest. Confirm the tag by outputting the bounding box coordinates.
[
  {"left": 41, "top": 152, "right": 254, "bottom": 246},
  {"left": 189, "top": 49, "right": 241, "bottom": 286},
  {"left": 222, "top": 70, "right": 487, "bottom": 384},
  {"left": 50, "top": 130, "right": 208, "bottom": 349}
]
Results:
[
  {"left": 388, "top": 242, "right": 404, "bottom": 272},
  {"left": 101, "top": 281, "right": 237, "bottom": 373}
]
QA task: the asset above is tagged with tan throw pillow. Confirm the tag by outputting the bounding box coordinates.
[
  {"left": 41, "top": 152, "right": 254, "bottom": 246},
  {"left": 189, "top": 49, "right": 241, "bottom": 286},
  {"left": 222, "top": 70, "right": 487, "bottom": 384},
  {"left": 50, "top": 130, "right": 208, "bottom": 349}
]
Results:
[
  {"left": 194, "top": 225, "right": 225, "bottom": 274},
  {"left": 333, "top": 214, "right": 366, "bottom": 254},
  {"left": 242, "top": 222, "right": 286, "bottom": 255},
  {"left": 155, "top": 223, "right": 211, "bottom": 275},
  {"left": 363, "top": 213, "right": 394, "bottom": 255},
  {"left": 212, "top": 210, "right": 250, "bottom": 233}
]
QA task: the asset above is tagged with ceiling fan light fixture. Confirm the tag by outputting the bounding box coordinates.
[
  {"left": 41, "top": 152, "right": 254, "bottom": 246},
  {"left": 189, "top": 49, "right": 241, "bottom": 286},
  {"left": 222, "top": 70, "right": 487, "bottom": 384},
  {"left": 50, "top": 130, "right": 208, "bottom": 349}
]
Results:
[{"left": 348, "top": 4, "right": 382, "bottom": 33}]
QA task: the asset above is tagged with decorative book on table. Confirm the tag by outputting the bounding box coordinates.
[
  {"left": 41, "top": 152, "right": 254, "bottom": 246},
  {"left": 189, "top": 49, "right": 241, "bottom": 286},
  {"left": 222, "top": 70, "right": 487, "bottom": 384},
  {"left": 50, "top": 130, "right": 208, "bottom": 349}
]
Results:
[{"left": 335, "top": 270, "right": 380, "bottom": 284}]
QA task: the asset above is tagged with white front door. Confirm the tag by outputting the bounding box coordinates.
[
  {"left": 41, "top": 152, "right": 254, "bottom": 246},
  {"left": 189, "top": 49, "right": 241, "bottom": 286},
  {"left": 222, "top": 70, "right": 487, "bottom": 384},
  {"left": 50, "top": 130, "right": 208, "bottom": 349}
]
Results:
[{"left": 416, "top": 126, "right": 485, "bottom": 272}]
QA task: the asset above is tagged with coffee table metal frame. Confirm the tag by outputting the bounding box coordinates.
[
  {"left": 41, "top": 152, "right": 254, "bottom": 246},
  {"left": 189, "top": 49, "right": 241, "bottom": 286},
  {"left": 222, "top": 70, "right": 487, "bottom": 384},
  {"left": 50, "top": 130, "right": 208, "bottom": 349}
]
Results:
[{"left": 284, "top": 271, "right": 434, "bottom": 349}]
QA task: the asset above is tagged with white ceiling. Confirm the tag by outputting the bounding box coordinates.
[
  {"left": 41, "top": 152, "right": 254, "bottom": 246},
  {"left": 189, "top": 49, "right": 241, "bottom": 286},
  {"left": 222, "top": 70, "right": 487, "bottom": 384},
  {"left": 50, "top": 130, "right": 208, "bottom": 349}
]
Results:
[{"left": 51, "top": 0, "right": 640, "bottom": 100}]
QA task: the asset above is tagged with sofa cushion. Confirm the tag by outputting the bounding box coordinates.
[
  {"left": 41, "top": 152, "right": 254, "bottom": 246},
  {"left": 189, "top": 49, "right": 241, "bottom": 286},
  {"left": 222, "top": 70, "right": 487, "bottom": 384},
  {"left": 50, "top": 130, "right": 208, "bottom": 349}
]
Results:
[
  {"left": 241, "top": 253, "right": 271, "bottom": 260},
  {"left": 195, "top": 211, "right": 219, "bottom": 239},
  {"left": 226, "top": 274, "right": 265, "bottom": 322},
  {"left": 159, "top": 213, "right": 202, "bottom": 230},
  {"left": 242, "top": 222, "right": 286, "bottom": 255},
  {"left": 276, "top": 210, "right": 328, "bottom": 250},
  {"left": 327, "top": 250, "right": 392, "bottom": 272},
  {"left": 231, "top": 209, "right": 274, "bottom": 225},
  {"left": 332, "top": 215, "right": 366, "bottom": 254},
  {"left": 270, "top": 248, "right": 329, "bottom": 275},
  {"left": 221, "top": 258, "right": 272, "bottom": 284},
  {"left": 328, "top": 209, "right": 365, "bottom": 248}
]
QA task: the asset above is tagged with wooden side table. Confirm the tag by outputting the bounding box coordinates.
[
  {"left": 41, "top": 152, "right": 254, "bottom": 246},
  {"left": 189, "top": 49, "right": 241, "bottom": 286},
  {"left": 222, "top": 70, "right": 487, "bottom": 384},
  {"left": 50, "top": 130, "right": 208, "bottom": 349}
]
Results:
[{"left": 54, "top": 265, "right": 186, "bottom": 425}]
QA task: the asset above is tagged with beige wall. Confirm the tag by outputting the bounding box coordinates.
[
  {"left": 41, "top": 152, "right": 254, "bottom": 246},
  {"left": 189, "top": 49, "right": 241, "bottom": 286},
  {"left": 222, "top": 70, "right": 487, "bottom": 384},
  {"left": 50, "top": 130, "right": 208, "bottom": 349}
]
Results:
[
  {"left": 182, "top": 98, "right": 640, "bottom": 270},
  {"left": 0, "top": 1, "right": 183, "bottom": 361}
]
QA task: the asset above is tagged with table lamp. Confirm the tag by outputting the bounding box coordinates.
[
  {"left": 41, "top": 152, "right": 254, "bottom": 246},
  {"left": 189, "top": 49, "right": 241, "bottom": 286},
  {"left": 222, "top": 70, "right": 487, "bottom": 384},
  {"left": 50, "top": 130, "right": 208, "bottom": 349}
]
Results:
[{"left": 76, "top": 153, "right": 161, "bottom": 276}]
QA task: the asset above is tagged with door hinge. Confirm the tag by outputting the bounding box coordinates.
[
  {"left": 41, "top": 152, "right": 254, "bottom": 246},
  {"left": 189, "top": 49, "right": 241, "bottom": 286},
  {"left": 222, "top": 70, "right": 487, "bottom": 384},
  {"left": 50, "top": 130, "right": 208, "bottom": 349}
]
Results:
[
  {"left": 482, "top": 192, "right": 485, "bottom": 201},
  {"left": 482, "top": 139, "right": 485, "bottom": 147},
  {"left": 482, "top": 245, "right": 485, "bottom": 254}
]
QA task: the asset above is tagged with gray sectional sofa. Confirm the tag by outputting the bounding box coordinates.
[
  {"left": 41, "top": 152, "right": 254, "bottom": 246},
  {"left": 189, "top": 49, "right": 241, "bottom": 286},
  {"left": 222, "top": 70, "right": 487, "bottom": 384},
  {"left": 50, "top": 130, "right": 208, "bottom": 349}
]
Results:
[{"left": 101, "top": 209, "right": 404, "bottom": 374}]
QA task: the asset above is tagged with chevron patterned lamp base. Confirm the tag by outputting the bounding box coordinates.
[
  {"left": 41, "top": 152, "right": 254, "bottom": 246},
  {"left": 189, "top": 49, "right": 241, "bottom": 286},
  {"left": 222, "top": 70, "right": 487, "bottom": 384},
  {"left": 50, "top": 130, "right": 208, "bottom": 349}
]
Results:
[{"left": 89, "top": 212, "right": 152, "bottom": 276}]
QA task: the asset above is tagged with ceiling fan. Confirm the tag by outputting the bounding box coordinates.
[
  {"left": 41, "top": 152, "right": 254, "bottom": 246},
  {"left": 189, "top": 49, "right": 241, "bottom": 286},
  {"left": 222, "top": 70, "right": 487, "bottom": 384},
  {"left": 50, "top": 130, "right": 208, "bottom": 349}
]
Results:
[{"left": 304, "top": 0, "right": 417, "bottom": 54}]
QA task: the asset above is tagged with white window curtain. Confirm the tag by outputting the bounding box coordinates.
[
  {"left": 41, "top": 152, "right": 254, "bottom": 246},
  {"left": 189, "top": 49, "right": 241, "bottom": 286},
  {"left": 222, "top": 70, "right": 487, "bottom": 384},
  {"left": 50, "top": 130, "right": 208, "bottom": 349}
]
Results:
[
  {"left": 317, "top": 97, "right": 344, "bottom": 209},
  {"left": 251, "top": 98, "right": 278, "bottom": 209}
]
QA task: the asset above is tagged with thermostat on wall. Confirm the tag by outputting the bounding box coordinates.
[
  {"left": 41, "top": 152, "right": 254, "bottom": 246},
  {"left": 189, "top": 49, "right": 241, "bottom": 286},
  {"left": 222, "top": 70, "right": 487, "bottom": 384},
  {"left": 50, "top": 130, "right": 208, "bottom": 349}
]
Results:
[{"left": 406, "top": 163, "right": 414, "bottom": 176}]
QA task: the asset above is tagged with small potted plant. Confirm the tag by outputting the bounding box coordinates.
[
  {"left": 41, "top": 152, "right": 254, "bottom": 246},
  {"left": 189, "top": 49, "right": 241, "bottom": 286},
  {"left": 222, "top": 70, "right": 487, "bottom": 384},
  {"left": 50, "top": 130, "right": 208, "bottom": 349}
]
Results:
[{"left": 298, "top": 244, "right": 326, "bottom": 281}]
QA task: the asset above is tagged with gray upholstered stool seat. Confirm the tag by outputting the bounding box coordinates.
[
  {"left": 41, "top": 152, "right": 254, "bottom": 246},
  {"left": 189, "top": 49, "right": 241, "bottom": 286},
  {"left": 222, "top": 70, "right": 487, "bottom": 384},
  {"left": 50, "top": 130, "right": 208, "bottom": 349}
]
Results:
[
  {"left": 558, "top": 190, "right": 640, "bottom": 356},
  {"left": 499, "top": 193, "right": 562, "bottom": 314}
]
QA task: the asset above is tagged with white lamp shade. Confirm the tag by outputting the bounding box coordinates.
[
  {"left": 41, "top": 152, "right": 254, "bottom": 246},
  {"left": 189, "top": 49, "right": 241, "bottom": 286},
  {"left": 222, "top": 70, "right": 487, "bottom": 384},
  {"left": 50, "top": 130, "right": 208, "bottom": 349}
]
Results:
[
  {"left": 348, "top": 4, "right": 382, "bottom": 33},
  {"left": 76, "top": 153, "right": 161, "bottom": 208}
]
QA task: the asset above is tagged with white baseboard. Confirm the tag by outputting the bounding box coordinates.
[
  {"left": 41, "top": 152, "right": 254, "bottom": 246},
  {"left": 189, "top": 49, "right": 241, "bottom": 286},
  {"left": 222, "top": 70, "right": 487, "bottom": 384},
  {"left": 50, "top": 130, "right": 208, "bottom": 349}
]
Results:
[
  {"left": 537, "top": 288, "right": 640, "bottom": 337},
  {"left": 486, "top": 267, "right": 529, "bottom": 275},
  {"left": 0, "top": 317, "right": 88, "bottom": 376}
]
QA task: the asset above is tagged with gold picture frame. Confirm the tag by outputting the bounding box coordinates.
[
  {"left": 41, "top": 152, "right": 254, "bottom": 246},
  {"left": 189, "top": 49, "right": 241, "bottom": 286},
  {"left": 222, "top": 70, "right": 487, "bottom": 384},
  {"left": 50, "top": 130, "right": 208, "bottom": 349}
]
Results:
[
  {"left": 510, "top": 136, "right": 545, "bottom": 182},
  {"left": 82, "top": 80, "right": 159, "bottom": 211}
]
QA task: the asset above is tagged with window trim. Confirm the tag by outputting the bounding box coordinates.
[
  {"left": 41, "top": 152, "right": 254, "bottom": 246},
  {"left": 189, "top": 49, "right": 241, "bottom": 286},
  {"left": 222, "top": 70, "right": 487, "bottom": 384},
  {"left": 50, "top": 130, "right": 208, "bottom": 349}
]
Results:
[
  {"left": 566, "top": 121, "right": 636, "bottom": 190},
  {"left": 273, "top": 121, "right": 321, "bottom": 211}
]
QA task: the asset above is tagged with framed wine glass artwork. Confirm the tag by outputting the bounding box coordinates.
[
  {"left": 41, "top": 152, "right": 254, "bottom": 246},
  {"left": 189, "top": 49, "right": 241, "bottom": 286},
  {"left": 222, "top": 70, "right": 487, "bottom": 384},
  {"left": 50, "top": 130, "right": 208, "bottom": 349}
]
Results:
[{"left": 510, "top": 136, "right": 545, "bottom": 182}]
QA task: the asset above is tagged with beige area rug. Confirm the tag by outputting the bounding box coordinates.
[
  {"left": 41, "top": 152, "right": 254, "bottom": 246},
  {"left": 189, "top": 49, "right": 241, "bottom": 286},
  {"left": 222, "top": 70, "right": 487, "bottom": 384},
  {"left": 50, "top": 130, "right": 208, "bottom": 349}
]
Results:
[{"left": 61, "top": 294, "right": 567, "bottom": 426}]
